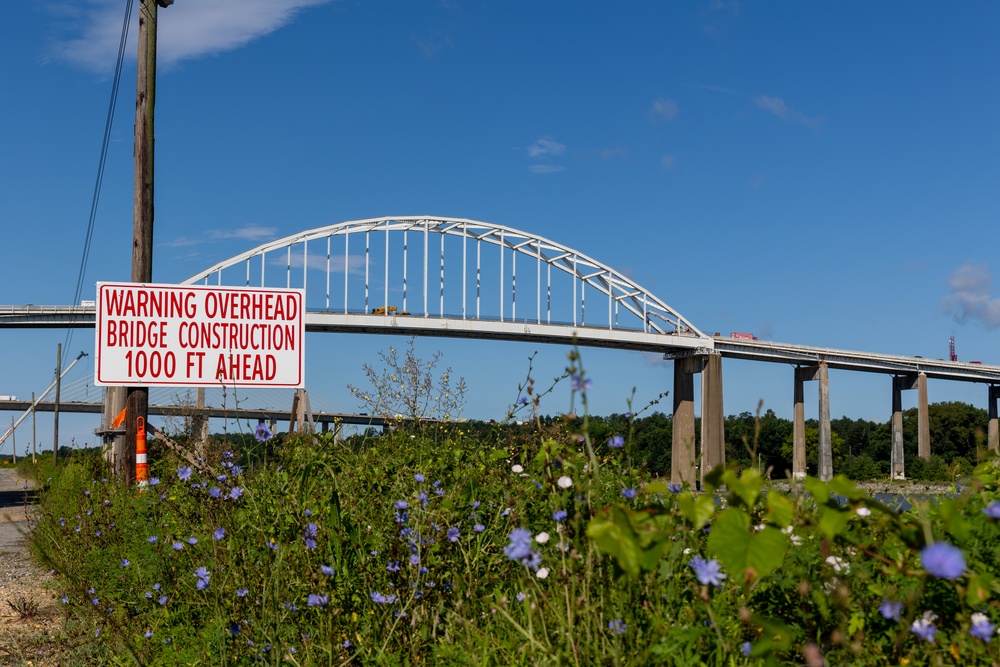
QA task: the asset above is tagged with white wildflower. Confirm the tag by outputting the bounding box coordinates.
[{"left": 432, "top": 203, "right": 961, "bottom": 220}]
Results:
[{"left": 825, "top": 556, "right": 850, "bottom": 574}]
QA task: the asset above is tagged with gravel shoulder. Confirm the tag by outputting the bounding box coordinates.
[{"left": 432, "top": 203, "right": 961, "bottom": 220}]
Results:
[{"left": 0, "top": 468, "right": 63, "bottom": 667}]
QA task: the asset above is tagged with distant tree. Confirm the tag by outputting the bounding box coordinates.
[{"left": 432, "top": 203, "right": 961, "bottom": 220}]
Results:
[
  {"left": 347, "top": 338, "right": 467, "bottom": 422},
  {"left": 839, "top": 454, "right": 881, "bottom": 481},
  {"left": 908, "top": 455, "right": 949, "bottom": 482}
]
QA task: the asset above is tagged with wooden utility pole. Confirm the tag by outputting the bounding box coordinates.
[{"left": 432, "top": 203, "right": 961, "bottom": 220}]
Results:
[
  {"left": 119, "top": 0, "right": 172, "bottom": 481},
  {"left": 53, "top": 344, "right": 61, "bottom": 466}
]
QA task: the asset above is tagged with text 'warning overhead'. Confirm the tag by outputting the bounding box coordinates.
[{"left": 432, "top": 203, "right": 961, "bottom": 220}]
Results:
[{"left": 95, "top": 282, "right": 305, "bottom": 388}]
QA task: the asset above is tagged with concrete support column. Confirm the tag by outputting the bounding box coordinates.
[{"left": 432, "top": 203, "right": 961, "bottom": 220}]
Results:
[
  {"left": 792, "top": 366, "right": 813, "bottom": 480},
  {"left": 817, "top": 361, "right": 833, "bottom": 481},
  {"left": 917, "top": 373, "right": 930, "bottom": 460},
  {"left": 671, "top": 356, "right": 699, "bottom": 487},
  {"left": 193, "top": 387, "right": 209, "bottom": 459},
  {"left": 988, "top": 385, "right": 999, "bottom": 454},
  {"left": 890, "top": 376, "right": 909, "bottom": 480},
  {"left": 700, "top": 352, "right": 725, "bottom": 483},
  {"left": 103, "top": 385, "right": 126, "bottom": 468}
]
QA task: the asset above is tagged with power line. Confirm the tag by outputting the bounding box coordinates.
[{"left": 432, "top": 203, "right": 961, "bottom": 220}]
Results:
[{"left": 62, "top": 0, "right": 135, "bottom": 367}]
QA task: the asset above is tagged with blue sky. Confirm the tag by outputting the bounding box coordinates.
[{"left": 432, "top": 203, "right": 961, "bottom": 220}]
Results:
[{"left": 2, "top": 1, "right": 999, "bottom": 451}]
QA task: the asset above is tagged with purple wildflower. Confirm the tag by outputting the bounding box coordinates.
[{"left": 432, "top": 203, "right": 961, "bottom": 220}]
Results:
[
  {"left": 879, "top": 599, "right": 903, "bottom": 621},
  {"left": 983, "top": 502, "right": 1000, "bottom": 519},
  {"left": 689, "top": 556, "right": 727, "bottom": 587},
  {"left": 255, "top": 422, "right": 273, "bottom": 443},
  {"left": 921, "top": 542, "right": 965, "bottom": 580},
  {"left": 911, "top": 612, "right": 937, "bottom": 643},
  {"left": 970, "top": 613, "right": 995, "bottom": 641},
  {"left": 307, "top": 594, "right": 328, "bottom": 608}
]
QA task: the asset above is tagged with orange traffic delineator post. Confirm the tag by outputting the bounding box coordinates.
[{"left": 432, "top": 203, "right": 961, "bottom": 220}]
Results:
[{"left": 136, "top": 417, "right": 149, "bottom": 490}]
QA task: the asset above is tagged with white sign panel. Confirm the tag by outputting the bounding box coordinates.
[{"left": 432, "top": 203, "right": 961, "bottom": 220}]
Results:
[{"left": 95, "top": 282, "right": 305, "bottom": 388}]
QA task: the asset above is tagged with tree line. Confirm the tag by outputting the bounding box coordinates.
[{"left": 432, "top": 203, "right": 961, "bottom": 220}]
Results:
[{"left": 457, "top": 401, "right": 992, "bottom": 482}]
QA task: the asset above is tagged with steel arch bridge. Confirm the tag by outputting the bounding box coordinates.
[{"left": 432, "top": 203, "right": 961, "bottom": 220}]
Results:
[{"left": 182, "top": 216, "right": 714, "bottom": 354}]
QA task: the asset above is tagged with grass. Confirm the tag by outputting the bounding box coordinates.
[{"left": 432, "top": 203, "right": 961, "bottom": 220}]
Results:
[{"left": 21, "top": 358, "right": 1000, "bottom": 666}]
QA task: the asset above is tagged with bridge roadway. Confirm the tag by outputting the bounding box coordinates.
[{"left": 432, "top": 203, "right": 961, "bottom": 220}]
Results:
[
  {"left": 2, "top": 304, "right": 999, "bottom": 381},
  {"left": 0, "top": 399, "right": 401, "bottom": 430}
]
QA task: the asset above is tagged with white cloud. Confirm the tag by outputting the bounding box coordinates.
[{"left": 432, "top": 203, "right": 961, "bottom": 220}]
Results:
[
  {"left": 208, "top": 225, "right": 278, "bottom": 241},
  {"left": 162, "top": 224, "right": 276, "bottom": 248},
  {"left": 597, "top": 146, "right": 627, "bottom": 160},
  {"left": 527, "top": 138, "right": 566, "bottom": 159},
  {"left": 651, "top": 97, "right": 678, "bottom": 121},
  {"left": 161, "top": 235, "right": 201, "bottom": 248},
  {"left": 413, "top": 31, "right": 453, "bottom": 58},
  {"left": 46, "top": 0, "right": 331, "bottom": 74},
  {"left": 753, "top": 95, "right": 824, "bottom": 129},
  {"left": 284, "top": 252, "right": 365, "bottom": 274},
  {"left": 692, "top": 83, "right": 739, "bottom": 95},
  {"left": 942, "top": 262, "right": 1000, "bottom": 329},
  {"left": 527, "top": 164, "right": 565, "bottom": 174}
]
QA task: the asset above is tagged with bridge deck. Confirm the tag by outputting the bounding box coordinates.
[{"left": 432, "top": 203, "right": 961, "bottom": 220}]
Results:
[{"left": 1, "top": 305, "right": 997, "bottom": 383}]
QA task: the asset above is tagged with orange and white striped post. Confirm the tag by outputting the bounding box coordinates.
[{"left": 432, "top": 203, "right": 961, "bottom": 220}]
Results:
[{"left": 136, "top": 417, "right": 149, "bottom": 491}]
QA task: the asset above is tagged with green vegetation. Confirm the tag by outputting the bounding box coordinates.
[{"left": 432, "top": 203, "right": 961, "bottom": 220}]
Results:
[{"left": 23, "top": 349, "right": 1000, "bottom": 664}]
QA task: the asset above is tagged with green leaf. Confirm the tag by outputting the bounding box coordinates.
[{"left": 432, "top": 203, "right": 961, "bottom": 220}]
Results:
[
  {"left": 827, "top": 475, "right": 866, "bottom": 501},
  {"left": 678, "top": 493, "right": 716, "bottom": 531},
  {"left": 766, "top": 492, "right": 794, "bottom": 528},
  {"left": 724, "top": 468, "right": 763, "bottom": 509},
  {"left": 586, "top": 506, "right": 645, "bottom": 578},
  {"left": 703, "top": 464, "right": 726, "bottom": 493},
  {"left": 817, "top": 505, "right": 852, "bottom": 540},
  {"left": 488, "top": 448, "right": 509, "bottom": 463},
  {"left": 645, "top": 480, "right": 670, "bottom": 496},
  {"left": 803, "top": 477, "right": 829, "bottom": 504},
  {"left": 967, "top": 572, "right": 994, "bottom": 607},
  {"left": 848, "top": 611, "right": 865, "bottom": 635},
  {"left": 706, "top": 507, "right": 788, "bottom": 583}
]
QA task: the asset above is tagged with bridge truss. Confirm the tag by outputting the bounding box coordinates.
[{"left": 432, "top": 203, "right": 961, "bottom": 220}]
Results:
[{"left": 182, "top": 216, "right": 712, "bottom": 352}]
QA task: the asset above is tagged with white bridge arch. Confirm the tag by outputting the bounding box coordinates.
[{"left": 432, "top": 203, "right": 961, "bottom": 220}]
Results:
[{"left": 183, "top": 216, "right": 713, "bottom": 353}]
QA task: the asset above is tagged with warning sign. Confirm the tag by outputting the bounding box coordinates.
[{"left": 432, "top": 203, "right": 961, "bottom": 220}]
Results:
[{"left": 95, "top": 282, "right": 305, "bottom": 388}]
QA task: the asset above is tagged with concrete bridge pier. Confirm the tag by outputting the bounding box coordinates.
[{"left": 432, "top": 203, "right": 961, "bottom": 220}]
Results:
[
  {"left": 700, "top": 352, "right": 725, "bottom": 483},
  {"left": 988, "top": 385, "right": 999, "bottom": 453},
  {"left": 671, "top": 353, "right": 725, "bottom": 488},
  {"left": 890, "top": 373, "right": 930, "bottom": 479},
  {"left": 671, "top": 356, "right": 699, "bottom": 487},
  {"left": 792, "top": 362, "right": 832, "bottom": 481}
]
